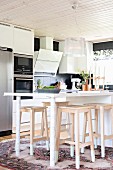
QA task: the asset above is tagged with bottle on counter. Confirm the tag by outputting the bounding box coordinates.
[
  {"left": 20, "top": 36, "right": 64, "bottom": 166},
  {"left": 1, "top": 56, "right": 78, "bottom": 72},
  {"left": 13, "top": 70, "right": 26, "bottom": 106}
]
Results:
[{"left": 59, "top": 80, "right": 67, "bottom": 89}]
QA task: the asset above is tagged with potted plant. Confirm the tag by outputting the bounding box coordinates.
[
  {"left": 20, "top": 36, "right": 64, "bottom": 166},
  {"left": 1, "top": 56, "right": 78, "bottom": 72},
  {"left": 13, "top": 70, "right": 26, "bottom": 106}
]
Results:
[
  {"left": 37, "top": 79, "right": 42, "bottom": 89},
  {"left": 80, "top": 70, "right": 89, "bottom": 91}
]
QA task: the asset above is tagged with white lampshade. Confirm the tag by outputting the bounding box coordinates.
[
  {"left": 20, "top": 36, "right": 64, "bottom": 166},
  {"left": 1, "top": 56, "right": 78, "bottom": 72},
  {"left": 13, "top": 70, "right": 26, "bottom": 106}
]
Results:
[{"left": 64, "top": 37, "right": 86, "bottom": 57}]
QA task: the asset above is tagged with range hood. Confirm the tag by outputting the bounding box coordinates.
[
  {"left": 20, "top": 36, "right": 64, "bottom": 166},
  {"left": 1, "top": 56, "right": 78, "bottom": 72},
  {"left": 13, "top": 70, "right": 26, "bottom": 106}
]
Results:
[{"left": 34, "top": 48, "right": 63, "bottom": 76}]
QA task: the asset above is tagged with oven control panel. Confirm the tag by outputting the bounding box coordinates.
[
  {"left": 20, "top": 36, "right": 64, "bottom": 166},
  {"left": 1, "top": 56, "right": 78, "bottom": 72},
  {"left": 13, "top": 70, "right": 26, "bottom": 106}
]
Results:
[{"left": 14, "top": 74, "right": 33, "bottom": 79}]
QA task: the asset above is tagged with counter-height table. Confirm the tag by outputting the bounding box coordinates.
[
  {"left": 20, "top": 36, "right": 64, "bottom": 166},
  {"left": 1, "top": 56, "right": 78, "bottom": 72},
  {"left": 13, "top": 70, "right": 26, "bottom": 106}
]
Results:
[{"left": 4, "top": 91, "right": 113, "bottom": 167}]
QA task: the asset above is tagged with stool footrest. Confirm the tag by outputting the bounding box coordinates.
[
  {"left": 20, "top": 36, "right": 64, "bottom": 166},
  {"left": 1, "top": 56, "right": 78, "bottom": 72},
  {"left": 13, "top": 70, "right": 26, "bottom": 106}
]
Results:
[
  {"left": 20, "top": 134, "right": 30, "bottom": 138},
  {"left": 64, "top": 140, "right": 75, "bottom": 145},
  {"left": 104, "top": 134, "right": 113, "bottom": 140},
  {"left": 61, "top": 123, "right": 72, "bottom": 126},
  {"left": 25, "top": 135, "right": 48, "bottom": 141},
  {"left": 64, "top": 140, "right": 92, "bottom": 149},
  {"left": 80, "top": 142, "right": 93, "bottom": 148},
  {"left": 85, "top": 132, "right": 100, "bottom": 138},
  {"left": 93, "top": 133, "right": 100, "bottom": 138},
  {"left": 60, "top": 138, "right": 71, "bottom": 144},
  {"left": 20, "top": 121, "right": 30, "bottom": 124},
  {"left": 33, "top": 137, "right": 47, "bottom": 142}
]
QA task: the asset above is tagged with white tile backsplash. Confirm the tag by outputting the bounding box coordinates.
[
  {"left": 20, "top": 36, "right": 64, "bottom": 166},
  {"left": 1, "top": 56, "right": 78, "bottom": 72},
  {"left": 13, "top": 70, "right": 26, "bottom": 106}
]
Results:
[{"left": 34, "top": 74, "right": 70, "bottom": 87}]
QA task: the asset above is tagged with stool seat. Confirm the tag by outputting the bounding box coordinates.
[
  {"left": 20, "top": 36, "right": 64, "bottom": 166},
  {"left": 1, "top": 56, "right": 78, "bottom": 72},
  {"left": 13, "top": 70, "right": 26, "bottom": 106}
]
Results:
[
  {"left": 59, "top": 105, "right": 95, "bottom": 111},
  {"left": 55, "top": 105, "right": 95, "bottom": 169},
  {"left": 43, "top": 101, "right": 69, "bottom": 107},
  {"left": 84, "top": 103, "right": 113, "bottom": 109},
  {"left": 21, "top": 106, "right": 46, "bottom": 110}
]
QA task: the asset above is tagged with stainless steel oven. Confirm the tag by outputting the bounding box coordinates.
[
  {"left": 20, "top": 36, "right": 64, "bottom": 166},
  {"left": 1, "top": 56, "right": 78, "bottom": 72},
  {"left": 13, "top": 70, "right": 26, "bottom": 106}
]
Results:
[{"left": 14, "top": 74, "right": 33, "bottom": 99}]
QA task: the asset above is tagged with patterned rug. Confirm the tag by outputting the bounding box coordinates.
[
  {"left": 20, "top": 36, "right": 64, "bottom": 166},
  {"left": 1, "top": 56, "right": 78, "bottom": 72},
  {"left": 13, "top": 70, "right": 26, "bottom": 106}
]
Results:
[{"left": 0, "top": 139, "right": 113, "bottom": 170}]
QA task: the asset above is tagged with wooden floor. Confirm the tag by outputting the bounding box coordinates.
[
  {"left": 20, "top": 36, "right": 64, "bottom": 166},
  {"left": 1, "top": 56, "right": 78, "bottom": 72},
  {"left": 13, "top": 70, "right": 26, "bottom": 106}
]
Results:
[
  {"left": 0, "top": 134, "right": 15, "bottom": 142},
  {"left": 0, "top": 130, "right": 42, "bottom": 142}
]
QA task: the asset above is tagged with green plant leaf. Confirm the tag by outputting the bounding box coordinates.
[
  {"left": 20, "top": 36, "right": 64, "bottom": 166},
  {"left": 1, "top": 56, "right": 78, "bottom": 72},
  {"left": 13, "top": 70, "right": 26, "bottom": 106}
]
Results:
[{"left": 80, "top": 70, "right": 89, "bottom": 81}]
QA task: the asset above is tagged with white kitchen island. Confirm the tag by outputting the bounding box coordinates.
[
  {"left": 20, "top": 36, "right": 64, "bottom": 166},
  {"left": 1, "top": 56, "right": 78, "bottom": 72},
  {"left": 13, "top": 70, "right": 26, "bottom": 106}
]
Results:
[{"left": 4, "top": 91, "right": 113, "bottom": 167}]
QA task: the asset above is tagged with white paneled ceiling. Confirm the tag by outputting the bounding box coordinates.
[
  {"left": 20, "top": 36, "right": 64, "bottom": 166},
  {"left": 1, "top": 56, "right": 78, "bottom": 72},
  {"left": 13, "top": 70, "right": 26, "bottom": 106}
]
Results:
[{"left": 0, "top": 0, "right": 113, "bottom": 42}]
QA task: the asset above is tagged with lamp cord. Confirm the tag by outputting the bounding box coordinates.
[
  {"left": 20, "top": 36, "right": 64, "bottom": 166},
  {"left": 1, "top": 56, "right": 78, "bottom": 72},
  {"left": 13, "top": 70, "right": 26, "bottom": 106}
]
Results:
[{"left": 71, "top": 0, "right": 82, "bottom": 37}]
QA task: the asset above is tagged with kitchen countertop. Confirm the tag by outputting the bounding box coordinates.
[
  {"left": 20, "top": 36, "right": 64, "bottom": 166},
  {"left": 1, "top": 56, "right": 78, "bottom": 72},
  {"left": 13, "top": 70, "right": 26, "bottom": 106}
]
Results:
[{"left": 4, "top": 90, "right": 112, "bottom": 98}]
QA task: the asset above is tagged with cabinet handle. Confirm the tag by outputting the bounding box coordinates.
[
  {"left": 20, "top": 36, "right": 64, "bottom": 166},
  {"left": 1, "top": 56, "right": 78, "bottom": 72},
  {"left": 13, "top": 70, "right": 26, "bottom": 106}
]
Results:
[{"left": 16, "top": 78, "right": 33, "bottom": 81}]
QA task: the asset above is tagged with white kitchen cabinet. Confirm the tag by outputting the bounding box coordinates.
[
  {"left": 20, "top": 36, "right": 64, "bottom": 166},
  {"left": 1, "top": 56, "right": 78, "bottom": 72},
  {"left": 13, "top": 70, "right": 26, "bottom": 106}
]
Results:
[
  {"left": 0, "top": 23, "right": 13, "bottom": 49},
  {"left": 13, "top": 27, "right": 34, "bottom": 55}
]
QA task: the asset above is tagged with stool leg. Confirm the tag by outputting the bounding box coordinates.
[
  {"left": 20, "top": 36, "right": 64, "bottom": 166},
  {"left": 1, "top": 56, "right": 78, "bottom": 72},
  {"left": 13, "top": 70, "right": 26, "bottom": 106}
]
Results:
[
  {"left": 55, "top": 109, "right": 62, "bottom": 163},
  {"left": 66, "top": 113, "right": 71, "bottom": 137},
  {"left": 20, "top": 111, "right": 22, "bottom": 122},
  {"left": 75, "top": 111, "right": 80, "bottom": 169},
  {"left": 87, "top": 110, "right": 95, "bottom": 162},
  {"left": 43, "top": 109, "right": 49, "bottom": 150},
  {"left": 30, "top": 109, "right": 34, "bottom": 156},
  {"left": 70, "top": 113, "right": 74, "bottom": 157},
  {"left": 94, "top": 109, "right": 98, "bottom": 149},
  {"left": 81, "top": 112, "right": 87, "bottom": 154},
  {"left": 111, "top": 107, "right": 113, "bottom": 147},
  {"left": 40, "top": 111, "right": 44, "bottom": 136},
  {"left": 20, "top": 111, "right": 22, "bottom": 133},
  {"left": 100, "top": 106, "right": 105, "bottom": 158}
]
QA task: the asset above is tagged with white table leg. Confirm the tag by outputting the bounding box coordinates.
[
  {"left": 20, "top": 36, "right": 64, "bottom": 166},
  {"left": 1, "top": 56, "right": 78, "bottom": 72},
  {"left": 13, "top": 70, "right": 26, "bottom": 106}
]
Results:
[
  {"left": 50, "top": 97, "right": 56, "bottom": 167},
  {"left": 15, "top": 96, "right": 21, "bottom": 156},
  {"left": 100, "top": 106, "right": 105, "bottom": 158},
  {"left": 75, "top": 112, "right": 80, "bottom": 169}
]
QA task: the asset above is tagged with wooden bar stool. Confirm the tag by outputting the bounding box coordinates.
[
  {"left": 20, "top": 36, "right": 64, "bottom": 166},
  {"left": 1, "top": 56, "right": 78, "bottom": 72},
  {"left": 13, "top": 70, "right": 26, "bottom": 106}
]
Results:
[
  {"left": 81, "top": 104, "right": 98, "bottom": 153},
  {"left": 83, "top": 103, "right": 113, "bottom": 158},
  {"left": 55, "top": 105, "right": 95, "bottom": 169},
  {"left": 20, "top": 106, "right": 49, "bottom": 155},
  {"left": 43, "top": 101, "right": 71, "bottom": 136}
]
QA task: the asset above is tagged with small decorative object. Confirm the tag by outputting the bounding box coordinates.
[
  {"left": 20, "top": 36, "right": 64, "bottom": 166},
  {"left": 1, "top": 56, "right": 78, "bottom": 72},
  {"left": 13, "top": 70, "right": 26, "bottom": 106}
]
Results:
[
  {"left": 80, "top": 70, "right": 89, "bottom": 91},
  {"left": 37, "top": 79, "right": 42, "bottom": 89}
]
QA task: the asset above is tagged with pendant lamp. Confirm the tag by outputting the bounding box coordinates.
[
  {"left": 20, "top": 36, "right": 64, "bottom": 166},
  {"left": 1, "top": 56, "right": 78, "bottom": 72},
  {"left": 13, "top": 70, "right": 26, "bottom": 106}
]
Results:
[
  {"left": 64, "top": 37, "right": 86, "bottom": 57},
  {"left": 64, "top": 1, "right": 86, "bottom": 57}
]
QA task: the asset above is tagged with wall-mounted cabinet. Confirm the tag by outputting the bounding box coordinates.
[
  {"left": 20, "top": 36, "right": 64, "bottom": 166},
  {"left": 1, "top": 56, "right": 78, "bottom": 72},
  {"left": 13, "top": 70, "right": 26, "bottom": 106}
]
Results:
[
  {"left": 0, "top": 23, "right": 34, "bottom": 55},
  {"left": 0, "top": 23, "right": 13, "bottom": 49},
  {"left": 13, "top": 27, "right": 34, "bottom": 55}
]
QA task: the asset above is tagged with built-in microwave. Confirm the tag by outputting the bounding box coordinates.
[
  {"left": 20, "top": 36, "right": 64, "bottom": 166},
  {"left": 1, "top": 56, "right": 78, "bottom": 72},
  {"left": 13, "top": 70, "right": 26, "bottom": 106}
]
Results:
[{"left": 14, "top": 55, "right": 33, "bottom": 75}]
